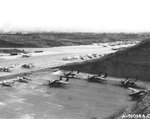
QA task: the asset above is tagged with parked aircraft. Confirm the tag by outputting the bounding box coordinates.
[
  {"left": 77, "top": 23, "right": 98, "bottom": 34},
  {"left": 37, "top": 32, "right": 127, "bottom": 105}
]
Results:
[
  {"left": 87, "top": 73, "right": 108, "bottom": 83},
  {"left": 0, "top": 80, "right": 15, "bottom": 87},
  {"left": 22, "top": 54, "right": 30, "bottom": 58},
  {"left": 0, "top": 67, "right": 10, "bottom": 72},
  {"left": 128, "top": 88, "right": 148, "bottom": 98},
  {"left": 17, "top": 76, "right": 31, "bottom": 83},
  {"left": 48, "top": 76, "right": 69, "bottom": 87},
  {"left": 22, "top": 63, "right": 34, "bottom": 69},
  {"left": 63, "top": 70, "right": 80, "bottom": 78},
  {"left": 121, "top": 78, "right": 137, "bottom": 88}
]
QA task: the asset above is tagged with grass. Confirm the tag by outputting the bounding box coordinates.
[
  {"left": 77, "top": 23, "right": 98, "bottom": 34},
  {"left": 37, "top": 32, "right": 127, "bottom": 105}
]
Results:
[{"left": 0, "top": 49, "right": 26, "bottom": 54}]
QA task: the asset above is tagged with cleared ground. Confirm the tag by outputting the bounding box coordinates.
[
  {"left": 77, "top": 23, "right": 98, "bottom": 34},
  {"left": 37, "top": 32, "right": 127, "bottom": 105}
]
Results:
[
  {"left": 0, "top": 43, "right": 135, "bottom": 77},
  {"left": 0, "top": 70, "right": 133, "bottom": 119}
]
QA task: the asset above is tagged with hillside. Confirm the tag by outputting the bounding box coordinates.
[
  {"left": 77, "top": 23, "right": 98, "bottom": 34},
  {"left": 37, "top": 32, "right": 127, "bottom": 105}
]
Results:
[
  {"left": 0, "top": 32, "right": 150, "bottom": 47},
  {"left": 59, "top": 39, "right": 150, "bottom": 81},
  {"left": 108, "top": 91, "right": 150, "bottom": 119}
]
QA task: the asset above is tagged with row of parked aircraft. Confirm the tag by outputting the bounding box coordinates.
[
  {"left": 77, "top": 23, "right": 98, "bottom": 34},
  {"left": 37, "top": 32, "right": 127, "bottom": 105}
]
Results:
[
  {"left": 0, "top": 63, "right": 35, "bottom": 73},
  {"left": 0, "top": 70, "right": 78, "bottom": 88},
  {"left": 0, "top": 68, "right": 148, "bottom": 100},
  {"left": 0, "top": 67, "right": 10, "bottom": 72},
  {"left": 47, "top": 70, "right": 148, "bottom": 100},
  {"left": 95, "top": 41, "right": 140, "bottom": 47},
  {"left": 62, "top": 54, "right": 102, "bottom": 61},
  {"left": 67, "top": 71, "right": 148, "bottom": 99},
  {"left": 0, "top": 76, "right": 31, "bottom": 87},
  {"left": 120, "top": 78, "right": 148, "bottom": 99}
]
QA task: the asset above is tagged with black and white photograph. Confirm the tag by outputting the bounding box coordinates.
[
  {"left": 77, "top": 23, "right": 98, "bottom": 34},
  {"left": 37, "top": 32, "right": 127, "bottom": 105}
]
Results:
[{"left": 0, "top": 0, "right": 150, "bottom": 119}]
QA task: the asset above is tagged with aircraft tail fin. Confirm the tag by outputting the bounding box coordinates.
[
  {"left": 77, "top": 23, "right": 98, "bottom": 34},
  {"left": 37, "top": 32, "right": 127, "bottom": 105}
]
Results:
[
  {"left": 103, "top": 73, "right": 108, "bottom": 78},
  {"left": 66, "top": 77, "right": 69, "bottom": 82}
]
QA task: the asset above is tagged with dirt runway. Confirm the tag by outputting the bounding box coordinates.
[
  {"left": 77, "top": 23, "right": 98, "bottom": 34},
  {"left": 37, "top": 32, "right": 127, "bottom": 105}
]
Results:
[{"left": 0, "top": 70, "right": 134, "bottom": 119}]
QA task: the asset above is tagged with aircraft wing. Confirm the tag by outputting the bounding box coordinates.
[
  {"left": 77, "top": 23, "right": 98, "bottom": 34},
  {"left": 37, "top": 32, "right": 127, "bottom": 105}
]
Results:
[
  {"left": 59, "top": 80, "right": 69, "bottom": 84},
  {"left": 129, "top": 88, "right": 139, "bottom": 93},
  {"left": 0, "top": 81, "right": 3, "bottom": 85},
  {"left": 129, "top": 91, "right": 143, "bottom": 97},
  {"left": 49, "top": 80, "right": 57, "bottom": 84},
  {"left": 97, "top": 76, "right": 106, "bottom": 81}
]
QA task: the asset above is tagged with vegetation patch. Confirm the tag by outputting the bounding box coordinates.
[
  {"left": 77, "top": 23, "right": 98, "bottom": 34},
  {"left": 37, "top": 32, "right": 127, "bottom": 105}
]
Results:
[{"left": 0, "top": 49, "right": 27, "bottom": 54}]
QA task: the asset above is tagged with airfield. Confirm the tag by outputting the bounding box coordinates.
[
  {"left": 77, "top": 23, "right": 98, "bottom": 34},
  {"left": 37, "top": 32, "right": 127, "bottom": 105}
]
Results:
[
  {"left": 0, "top": 41, "right": 137, "bottom": 77},
  {"left": 0, "top": 41, "right": 148, "bottom": 119}
]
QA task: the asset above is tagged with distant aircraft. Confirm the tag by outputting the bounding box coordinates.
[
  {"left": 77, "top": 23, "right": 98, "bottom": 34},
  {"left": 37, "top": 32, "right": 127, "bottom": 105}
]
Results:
[
  {"left": 63, "top": 70, "right": 79, "bottom": 78},
  {"left": 0, "top": 80, "right": 15, "bottom": 87},
  {"left": 21, "top": 63, "right": 34, "bottom": 69},
  {"left": 48, "top": 76, "right": 69, "bottom": 87},
  {"left": 128, "top": 88, "right": 148, "bottom": 98},
  {"left": 22, "top": 54, "right": 30, "bottom": 58},
  {"left": 87, "top": 73, "right": 107, "bottom": 83},
  {"left": 121, "top": 79, "right": 136, "bottom": 88},
  {"left": 0, "top": 67, "right": 10, "bottom": 72},
  {"left": 17, "top": 76, "right": 31, "bottom": 83}
]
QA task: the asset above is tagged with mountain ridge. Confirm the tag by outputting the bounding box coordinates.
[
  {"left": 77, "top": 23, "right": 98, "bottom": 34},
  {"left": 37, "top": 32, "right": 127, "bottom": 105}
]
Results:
[{"left": 0, "top": 32, "right": 149, "bottom": 47}]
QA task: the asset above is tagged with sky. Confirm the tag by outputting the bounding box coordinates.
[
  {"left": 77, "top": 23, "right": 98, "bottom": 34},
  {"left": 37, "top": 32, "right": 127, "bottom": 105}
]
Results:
[{"left": 0, "top": 0, "right": 149, "bottom": 32}]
